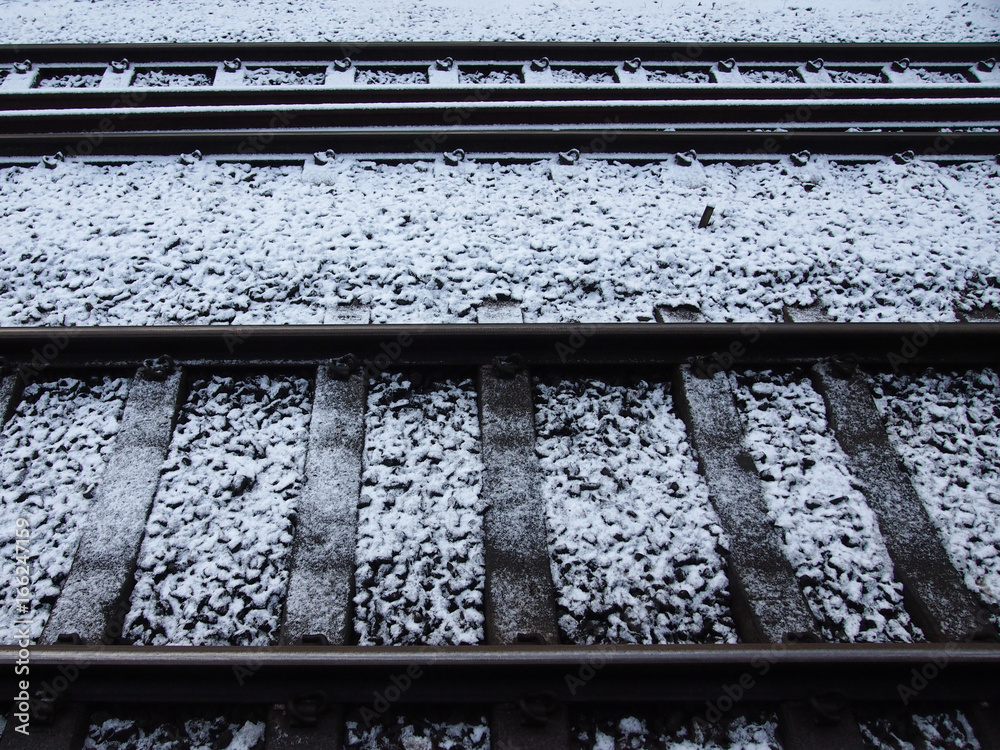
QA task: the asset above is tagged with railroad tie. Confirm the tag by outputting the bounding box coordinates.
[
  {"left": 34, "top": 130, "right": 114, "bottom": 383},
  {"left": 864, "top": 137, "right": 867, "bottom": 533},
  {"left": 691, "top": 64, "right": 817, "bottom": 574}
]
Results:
[
  {"left": 266, "top": 361, "right": 367, "bottom": 750},
  {"left": 0, "top": 373, "right": 20, "bottom": 426},
  {"left": 40, "top": 361, "right": 183, "bottom": 646},
  {"left": 477, "top": 299, "right": 568, "bottom": 750},
  {"left": 0, "top": 363, "right": 182, "bottom": 750},
  {"left": 673, "top": 358, "right": 868, "bottom": 750}
]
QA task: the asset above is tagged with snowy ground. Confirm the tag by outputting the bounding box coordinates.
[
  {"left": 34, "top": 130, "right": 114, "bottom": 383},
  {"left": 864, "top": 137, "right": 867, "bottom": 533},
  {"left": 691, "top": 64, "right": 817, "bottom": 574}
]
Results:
[
  {"left": 732, "top": 369, "right": 918, "bottom": 642},
  {"left": 353, "top": 373, "right": 485, "bottom": 646},
  {"left": 0, "top": 0, "right": 997, "bottom": 44},
  {"left": 535, "top": 376, "right": 736, "bottom": 644},
  {"left": 0, "top": 375, "right": 128, "bottom": 642},
  {"left": 570, "top": 710, "right": 781, "bottom": 750},
  {"left": 85, "top": 712, "right": 265, "bottom": 750},
  {"left": 871, "top": 368, "right": 1000, "bottom": 627},
  {"left": 123, "top": 373, "right": 312, "bottom": 646},
  {"left": 2, "top": 0, "right": 998, "bottom": 747},
  {"left": 2, "top": 157, "right": 998, "bottom": 326},
  {"left": 345, "top": 712, "right": 490, "bottom": 750},
  {"left": 859, "top": 710, "right": 981, "bottom": 750}
]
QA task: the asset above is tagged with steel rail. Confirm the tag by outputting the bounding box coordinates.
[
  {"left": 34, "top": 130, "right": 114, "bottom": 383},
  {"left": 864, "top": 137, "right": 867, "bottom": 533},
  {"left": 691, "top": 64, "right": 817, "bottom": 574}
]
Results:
[
  {"left": 0, "top": 323, "right": 995, "bottom": 369},
  {"left": 2, "top": 128, "right": 998, "bottom": 159},
  {"left": 2, "top": 644, "right": 998, "bottom": 705},
  {"left": 6, "top": 84, "right": 998, "bottom": 111},
  {"left": 2, "top": 42, "right": 997, "bottom": 64},
  {"left": 2, "top": 98, "right": 998, "bottom": 132}
]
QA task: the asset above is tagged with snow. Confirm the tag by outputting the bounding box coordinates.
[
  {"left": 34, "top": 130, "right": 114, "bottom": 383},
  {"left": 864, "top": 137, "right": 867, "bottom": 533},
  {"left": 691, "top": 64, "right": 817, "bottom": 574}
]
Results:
[
  {"left": 0, "top": 375, "right": 129, "bottom": 643},
  {"left": 353, "top": 373, "right": 485, "bottom": 645},
  {"left": 871, "top": 368, "right": 1000, "bottom": 626},
  {"left": 571, "top": 710, "right": 780, "bottom": 749},
  {"left": 345, "top": 712, "right": 490, "bottom": 750},
  {"left": 733, "top": 369, "right": 918, "bottom": 642},
  {"left": 123, "top": 373, "right": 312, "bottom": 646},
  {"left": 1, "top": 0, "right": 997, "bottom": 746},
  {"left": 0, "top": 0, "right": 996, "bottom": 44},
  {"left": 2, "top": 157, "right": 998, "bottom": 326},
  {"left": 535, "top": 376, "right": 736, "bottom": 644},
  {"left": 132, "top": 69, "right": 214, "bottom": 88},
  {"left": 860, "top": 709, "right": 981, "bottom": 750},
  {"left": 85, "top": 713, "right": 265, "bottom": 750}
]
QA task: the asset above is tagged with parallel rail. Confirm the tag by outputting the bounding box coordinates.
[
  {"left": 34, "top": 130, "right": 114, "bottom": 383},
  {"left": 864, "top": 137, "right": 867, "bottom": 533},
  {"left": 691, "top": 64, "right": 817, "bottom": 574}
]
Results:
[
  {"left": 1, "top": 42, "right": 998, "bottom": 159},
  {"left": 1, "top": 322, "right": 999, "bottom": 750}
]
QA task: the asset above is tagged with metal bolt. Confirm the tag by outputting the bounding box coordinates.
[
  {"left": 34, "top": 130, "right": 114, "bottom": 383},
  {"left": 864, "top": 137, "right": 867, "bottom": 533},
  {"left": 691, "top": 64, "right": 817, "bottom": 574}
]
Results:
[
  {"left": 42, "top": 152, "right": 65, "bottom": 170},
  {"left": 492, "top": 354, "right": 524, "bottom": 379},
  {"left": 443, "top": 148, "right": 466, "bottom": 166},
  {"left": 139, "top": 355, "right": 175, "bottom": 381},
  {"left": 327, "top": 354, "right": 359, "bottom": 380},
  {"left": 791, "top": 150, "right": 811, "bottom": 167},
  {"left": 313, "top": 149, "right": 336, "bottom": 165},
  {"left": 558, "top": 148, "right": 580, "bottom": 165},
  {"left": 675, "top": 149, "right": 697, "bottom": 166}
]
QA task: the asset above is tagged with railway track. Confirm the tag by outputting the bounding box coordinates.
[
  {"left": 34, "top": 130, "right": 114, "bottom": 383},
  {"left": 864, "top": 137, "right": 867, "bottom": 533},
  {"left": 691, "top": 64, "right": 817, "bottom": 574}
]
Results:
[
  {"left": 1, "top": 320, "right": 999, "bottom": 749},
  {"left": 1, "top": 42, "right": 999, "bottom": 159},
  {"left": 1, "top": 39, "right": 999, "bottom": 750}
]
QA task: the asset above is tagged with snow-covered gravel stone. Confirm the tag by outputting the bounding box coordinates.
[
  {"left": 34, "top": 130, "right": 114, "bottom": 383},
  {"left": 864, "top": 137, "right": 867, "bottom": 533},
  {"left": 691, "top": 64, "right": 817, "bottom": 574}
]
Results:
[
  {"left": 345, "top": 712, "right": 489, "bottom": 750},
  {"left": 871, "top": 368, "right": 1000, "bottom": 625},
  {"left": 123, "top": 373, "right": 311, "bottom": 646},
  {"left": 3, "top": 158, "right": 997, "bottom": 326},
  {"left": 132, "top": 69, "right": 214, "bottom": 87},
  {"left": 733, "top": 369, "right": 917, "bottom": 642},
  {"left": 0, "top": 0, "right": 995, "bottom": 44},
  {"left": 356, "top": 68, "right": 429, "bottom": 85},
  {"left": 35, "top": 72, "right": 103, "bottom": 88},
  {"left": 243, "top": 66, "right": 325, "bottom": 86},
  {"left": 571, "top": 710, "right": 780, "bottom": 750},
  {"left": 535, "top": 377, "right": 736, "bottom": 644},
  {"left": 354, "top": 373, "right": 484, "bottom": 645},
  {"left": 0, "top": 376, "right": 129, "bottom": 643},
  {"left": 86, "top": 712, "right": 265, "bottom": 750},
  {"left": 860, "top": 710, "right": 981, "bottom": 750}
]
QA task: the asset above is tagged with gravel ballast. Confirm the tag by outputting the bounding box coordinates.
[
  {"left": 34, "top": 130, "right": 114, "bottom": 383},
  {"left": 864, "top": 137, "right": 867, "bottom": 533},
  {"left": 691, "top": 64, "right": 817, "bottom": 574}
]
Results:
[
  {"left": 123, "top": 373, "right": 312, "bottom": 646},
  {"left": 872, "top": 368, "right": 1000, "bottom": 626},
  {"left": 535, "top": 376, "right": 736, "bottom": 644},
  {"left": 0, "top": 0, "right": 995, "bottom": 44},
  {"left": 353, "top": 373, "right": 485, "bottom": 646},
  {"left": 0, "top": 375, "right": 129, "bottom": 643},
  {"left": 3, "top": 158, "right": 998, "bottom": 327},
  {"left": 733, "top": 369, "right": 918, "bottom": 642}
]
